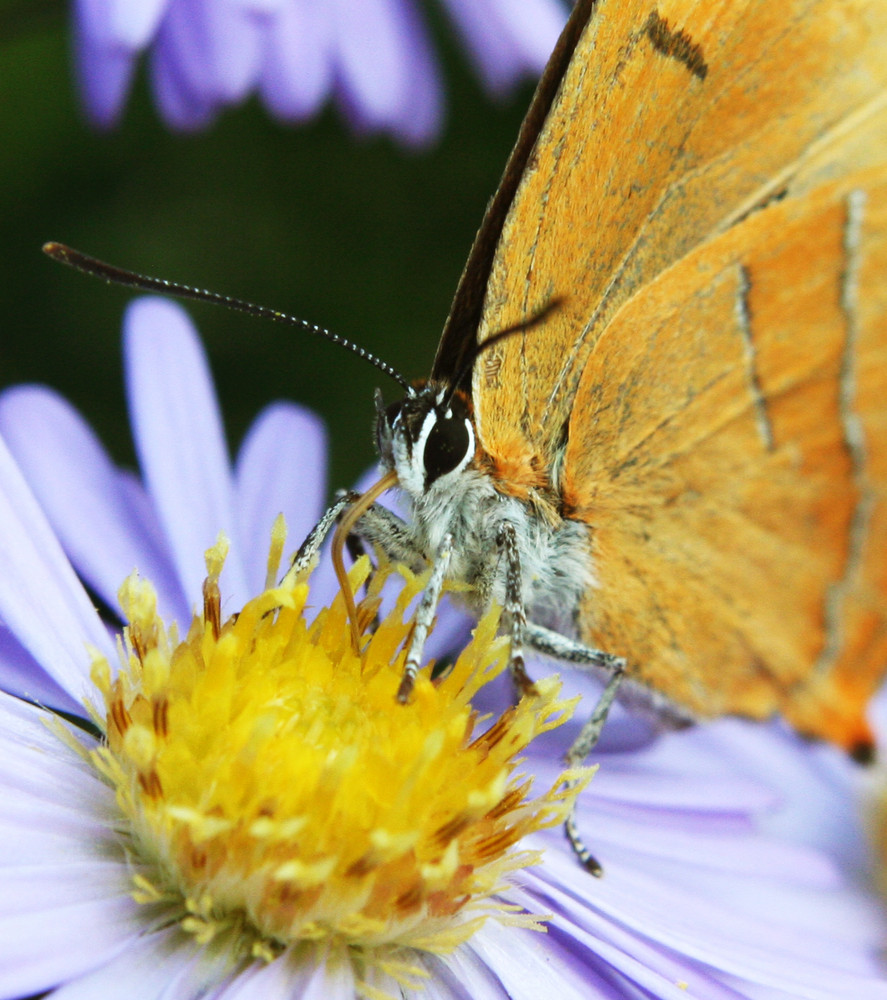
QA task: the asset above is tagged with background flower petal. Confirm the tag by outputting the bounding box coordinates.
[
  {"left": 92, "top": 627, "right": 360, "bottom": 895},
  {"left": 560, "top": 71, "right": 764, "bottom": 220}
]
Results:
[
  {"left": 0, "top": 385, "right": 188, "bottom": 624},
  {"left": 0, "top": 434, "right": 114, "bottom": 701},
  {"left": 234, "top": 400, "right": 328, "bottom": 593},
  {"left": 154, "top": 0, "right": 265, "bottom": 106},
  {"left": 260, "top": 0, "right": 333, "bottom": 121},
  {"left": 331, "top": 0, "right": 442, "bottom": 143},
  {"left": 439, "top": 0, "right": 565, "bottom": 94},
  {"left": 76, "top": 0, "right": 169, "bottom": 48},
  {"left": 124, "top": 297, "right": 251, "bottom": 608}
]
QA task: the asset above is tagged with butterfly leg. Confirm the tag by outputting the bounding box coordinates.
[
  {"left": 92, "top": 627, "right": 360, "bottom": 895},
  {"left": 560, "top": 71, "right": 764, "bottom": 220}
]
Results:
[
  {"left": 347, "top": 500, "right": 428, "bottom": 574},
  {"left": 292, "top": 495, "right": 454, "bottom": 701},
  {"left": 523, "top": 623, "right": 625, "bottom": 874},
  {"left": 281, "top": 491, "right": 359, "bottom": 583},
  {"left": 562, "top": 666, "right": 625, "bottom": 875},
  {"left": 397, "top": 533, "right": 454, "bottom": 702},
  {"left": 496, "top": 521, "right": 536, "bottom": 698},
  {"left": 524, "top": 623, "right": 624, "bottom": 675},
  {"left": 284, "top": 493, "right": 426, "bottom": 585}
]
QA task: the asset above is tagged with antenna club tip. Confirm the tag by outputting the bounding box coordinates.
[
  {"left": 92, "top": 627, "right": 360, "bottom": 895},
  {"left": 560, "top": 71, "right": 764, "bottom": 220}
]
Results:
[{"left": 43, "top": 241, "right": 67, "bottom": 260}]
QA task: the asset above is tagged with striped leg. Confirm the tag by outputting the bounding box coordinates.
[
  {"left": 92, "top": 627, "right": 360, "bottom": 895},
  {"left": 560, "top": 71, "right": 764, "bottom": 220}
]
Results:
[
  {"left": 524, "top": 623, "right": 626, "bottom": 874},
  {"left": 396, "top": 533, "right": 454, "bottom": 702},
  {"left": 496, "top": 521, "right": 536, "bottom": 697},
  {"left": 562, "top": 665, "right": 624, "bottom": 875},
  {"left": 281, "top": 492, "right": 358, "bottom": 584}
]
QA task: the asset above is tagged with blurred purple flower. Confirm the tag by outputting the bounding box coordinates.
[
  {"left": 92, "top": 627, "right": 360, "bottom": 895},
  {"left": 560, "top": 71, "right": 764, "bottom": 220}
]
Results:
[
  {"left": 0, "top": 298, "right": 885, "bottom": 997},
  {"left": 73, "top": 0, "right": 568, "bottom": 145}
]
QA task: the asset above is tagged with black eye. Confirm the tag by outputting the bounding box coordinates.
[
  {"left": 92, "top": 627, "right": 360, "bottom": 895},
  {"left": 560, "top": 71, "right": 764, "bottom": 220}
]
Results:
[
  {"left": 384, "top": 400, "right": 403, "bottom": 426},
  {"left": 423, "top": 416, "right": 470, "bottom": 484}
]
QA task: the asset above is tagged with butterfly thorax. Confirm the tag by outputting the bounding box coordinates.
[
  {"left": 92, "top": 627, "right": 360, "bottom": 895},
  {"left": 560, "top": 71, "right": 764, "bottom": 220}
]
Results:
[{"left": 375, "top": 381, "right": 595, "bottom": 635}]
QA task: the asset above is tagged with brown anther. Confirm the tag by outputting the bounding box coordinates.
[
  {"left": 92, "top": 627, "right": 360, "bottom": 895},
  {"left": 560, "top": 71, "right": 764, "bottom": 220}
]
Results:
[
  {"left": 110, "top": 698, "right": 132, "bottom": 737},
  {"left": 203, "top": 576, "right": 221, "bottom": 639},
  {"left": 130, "top": 623, "right": 147, "bottom": 663},
  {"left": 189, "top": 848, "right": 208, "bottom": 872},
  {"left": 484, "top": 784, "right": 528, "bottom": 820},
  {"left": 137, "top": 769, "right": 163, "bottom": 799},
  {"left": 468, "top": 708, "right": 517, "bottom": 753},
  {"left": 152, "top": 697, "right": 169, "bottom": 738},
  {"left": 394, "top": 881, "right": 424, "bottom": 914},
  {"left": 345, "top": 854, "right": 377, "bottom": 878},
  {"left": 432, "top": 813, "right": 471, "bottom": 848},
  {"left": 475, "top": 827, "right": 520, "bottom": 859}
]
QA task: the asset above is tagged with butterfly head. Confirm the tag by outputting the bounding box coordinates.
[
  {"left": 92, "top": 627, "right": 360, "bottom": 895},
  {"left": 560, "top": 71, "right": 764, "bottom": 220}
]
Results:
[{"left": 375, "top": 383, "right": 476, "bottom": 499}]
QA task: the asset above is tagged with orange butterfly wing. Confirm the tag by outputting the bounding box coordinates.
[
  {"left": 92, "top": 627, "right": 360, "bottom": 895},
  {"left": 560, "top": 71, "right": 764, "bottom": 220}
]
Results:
[
  {"left": 464, "top": 0, "right": 887, "bottom": 750},
  {"left": 564, "top": 172, "right": 887, "bottom": 753}
]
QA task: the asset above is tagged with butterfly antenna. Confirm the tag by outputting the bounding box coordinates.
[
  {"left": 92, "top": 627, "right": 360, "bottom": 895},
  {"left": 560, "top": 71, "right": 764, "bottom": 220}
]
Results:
[
  {"left": 442, "top": 296, "right": 564, "bottom": 408},
  {"left": 43, "top": 242, "right": 411, "bottom": 390}
]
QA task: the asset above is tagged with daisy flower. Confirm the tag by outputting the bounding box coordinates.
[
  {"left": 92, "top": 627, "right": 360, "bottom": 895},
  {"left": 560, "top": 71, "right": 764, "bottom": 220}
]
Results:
[
  {"left": 72, "top": 0, "right": 568, "bottom": 145},
  {"left": 0, "top": 297, "right": 885, "bottom": 998}
]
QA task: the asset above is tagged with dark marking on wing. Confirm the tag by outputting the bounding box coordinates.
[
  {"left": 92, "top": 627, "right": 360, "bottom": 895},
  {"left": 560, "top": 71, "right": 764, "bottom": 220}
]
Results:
[
  {"left": 735, "top": 265, "right": 775, "bottom": 452},
  {"left": 482, "top": 350, "right": 503, "bottom": 388},
  {"left": 644, "top": 10, "right": 708, "bottom": 80}
]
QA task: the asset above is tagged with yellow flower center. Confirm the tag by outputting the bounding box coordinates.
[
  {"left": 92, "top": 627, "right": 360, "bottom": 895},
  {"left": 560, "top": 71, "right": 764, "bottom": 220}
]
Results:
[{"left": 86, "top": 525, "right": 589, "bottom": 973}]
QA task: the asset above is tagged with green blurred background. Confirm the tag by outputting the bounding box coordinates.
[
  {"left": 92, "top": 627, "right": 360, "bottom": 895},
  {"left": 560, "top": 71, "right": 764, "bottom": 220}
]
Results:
[{"left": 1, "top": 1, "right": 537, "bottom": 492}]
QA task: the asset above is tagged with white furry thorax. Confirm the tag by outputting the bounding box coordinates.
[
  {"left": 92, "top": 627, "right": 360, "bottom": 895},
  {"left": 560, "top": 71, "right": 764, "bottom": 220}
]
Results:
[{"left": 381, "top": 388, "right": 596, "bottom": 636}]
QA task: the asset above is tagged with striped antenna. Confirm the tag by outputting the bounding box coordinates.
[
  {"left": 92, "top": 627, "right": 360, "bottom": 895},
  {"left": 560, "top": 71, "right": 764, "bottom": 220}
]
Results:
[{"left": 42, "top": 242, "right": 411, "bottom": 389}]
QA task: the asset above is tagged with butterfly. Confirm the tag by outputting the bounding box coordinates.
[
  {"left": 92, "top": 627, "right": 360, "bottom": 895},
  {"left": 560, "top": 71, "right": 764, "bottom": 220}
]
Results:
[
  {"left": 323, "top": 0, "right": 887, "bottom": 772},
  {"left": 46, "top": 0, "right": 887, "bottom": 856}
]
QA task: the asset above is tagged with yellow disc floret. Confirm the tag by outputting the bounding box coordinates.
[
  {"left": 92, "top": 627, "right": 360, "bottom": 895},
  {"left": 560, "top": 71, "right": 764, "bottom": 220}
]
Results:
[{"left": 87, "top": 529, "right": 590, "bottom": 971}]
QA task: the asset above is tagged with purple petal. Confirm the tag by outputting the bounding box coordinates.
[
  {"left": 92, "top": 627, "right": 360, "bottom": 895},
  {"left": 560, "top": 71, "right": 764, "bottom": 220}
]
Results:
[
  {"left": 235, "top": 401, "right": 328, "bottom": 594},
  {"left": 76, "top": 0, "right": 169, "bottom": 48},
  {"left": 149, "top": 27, "right": 219, "bottom": 130},
  {"left": 48, "top": 926, "right": 229, "bottom": 1000},
  {"left": 384, "top": 0, "right": 443, "bottom": 146},
  {"left": 217, "top": 945, "right": 355, "bottom": 1000},
  {"left": 440, "top": 0, "right": 566, "bottom": 95},
  {"left": 0, "top": 796, "right": 117, "bottom": 866},
  {"left": 233, "top": 0, "right": 288, "bottom": 14},
  {"left": 0, "top": 385, "right": 188, "bottom": 624},
  {"left": 533, "top": 852, "right": 887, "bottom": 993},
  {"left": 486, "top": 0, "right": 567, "bottom": 70},
  {"left": 260, "top": 0, "right": 334, "bottom": 121},
  {"left": 0, "top": 631, "right": 82, "bottom": 717},
  {"left": 0, "top": 884, "right": 143, "bottom": 999},
  {"left": 696, "top": 719, "right": 872, "bottom": 870},
  {"left": 73, "top": 10, "right": 138, "bottom": 128},
  {"left": 331, "top": 0, "right": 408, "bottom": 123},
  {"left": 0, "top": 690, "right": 113, "bottom": 825},
  {"left": 421, "top": 948, "right": 509, "bottom": 1000},
  {"left": 124, "top": 297, "right": 250, "bottom": 609},
  {"left": 466, "top": 920, "right": 602, "bottom": 999},
  {"left": 331, "top": 0, "right": 442, "bottom": 144},
  {"left": 0, "top": 433, "right": 114, "bottom": 702},
  {"left": 0, "top": 695, "right": 144, "bottom": 997},
  {"left": 548, "top": 908, "right": 753, "bottom": 1000},
  {"left": 153, "top": 0, "right": 264, "bottom": 109}
]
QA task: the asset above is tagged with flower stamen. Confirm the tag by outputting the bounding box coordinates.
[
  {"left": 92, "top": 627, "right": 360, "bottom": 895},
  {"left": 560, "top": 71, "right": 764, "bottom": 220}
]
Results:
[{"left": 86, "top": 532, "right": 591, "bottom": 986}]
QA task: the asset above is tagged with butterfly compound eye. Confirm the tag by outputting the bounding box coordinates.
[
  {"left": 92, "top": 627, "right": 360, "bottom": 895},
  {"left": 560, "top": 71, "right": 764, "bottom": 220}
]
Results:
[
  {"left": 384, "top": 400, "right": 403, "bottom": 425},
  {"left": 423, "top": 415, "right": 471, "bottom": 485}
]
